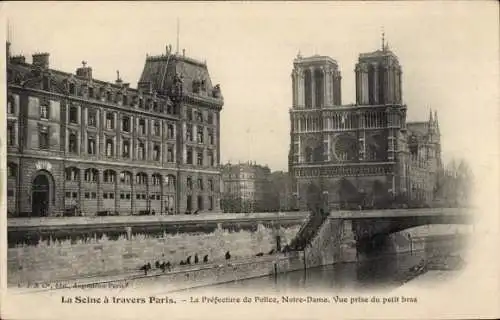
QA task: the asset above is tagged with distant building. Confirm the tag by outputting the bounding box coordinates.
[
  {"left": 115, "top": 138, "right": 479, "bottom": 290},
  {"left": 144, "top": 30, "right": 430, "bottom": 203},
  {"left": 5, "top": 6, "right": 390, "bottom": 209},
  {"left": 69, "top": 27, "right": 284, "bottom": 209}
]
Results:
[
  {"left": 221, "top": 162, "right": 273, "bottom": 213},
  {"left": 288, "top": 37, "right": 442, "bottom": 210},
  {"left": 6, "top": 42, "right": 223, "bottom": 217}
]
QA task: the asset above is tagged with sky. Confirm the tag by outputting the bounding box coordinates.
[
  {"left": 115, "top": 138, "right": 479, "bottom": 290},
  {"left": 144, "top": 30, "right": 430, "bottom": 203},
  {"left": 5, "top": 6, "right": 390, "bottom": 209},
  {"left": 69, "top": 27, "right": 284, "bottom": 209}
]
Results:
[{"left": 2, "top": 1, "right": 499, "bottom": 174}]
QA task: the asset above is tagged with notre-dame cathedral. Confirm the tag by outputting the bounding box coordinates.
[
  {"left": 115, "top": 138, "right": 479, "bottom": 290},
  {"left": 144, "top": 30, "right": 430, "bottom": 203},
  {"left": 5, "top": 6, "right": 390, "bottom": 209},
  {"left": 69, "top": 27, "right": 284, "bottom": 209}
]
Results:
[{"left": 288, "top": 37, "right": 442, "bottom": 210}]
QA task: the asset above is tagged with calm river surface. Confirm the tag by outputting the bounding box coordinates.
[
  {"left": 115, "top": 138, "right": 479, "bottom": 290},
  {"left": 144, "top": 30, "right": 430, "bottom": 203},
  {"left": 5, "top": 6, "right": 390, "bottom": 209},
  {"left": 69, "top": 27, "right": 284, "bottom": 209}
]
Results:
[{"left": 181, "top": 235, "right": 468, "bottom": 294}]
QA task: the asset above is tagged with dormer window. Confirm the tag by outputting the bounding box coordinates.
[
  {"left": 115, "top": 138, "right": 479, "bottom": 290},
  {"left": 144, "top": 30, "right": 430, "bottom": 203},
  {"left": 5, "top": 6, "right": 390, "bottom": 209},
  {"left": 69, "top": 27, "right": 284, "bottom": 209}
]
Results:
[
  {"left": 115, "top": 92, "right": 122, "bottom": 104},
  {"left": 106, "top": 90, "right": 112, "bottom": 102},
  {"left": 69, "top": 82, "right": 76, "bottom": 95},
  {"left": 122, "top": 94, "right": 128, "bottom": 106},
  {"left": 88, "top": 86, "right": 94, "bottom": 99},
  {"left": 153, "top": 101, "right": 159, "bottom": 112},
  {"left": 42, "top": 76, "right": 50, "bottom": 91},
  {"left": 139, "top": 98, "right": 144, "bottom": 109}
]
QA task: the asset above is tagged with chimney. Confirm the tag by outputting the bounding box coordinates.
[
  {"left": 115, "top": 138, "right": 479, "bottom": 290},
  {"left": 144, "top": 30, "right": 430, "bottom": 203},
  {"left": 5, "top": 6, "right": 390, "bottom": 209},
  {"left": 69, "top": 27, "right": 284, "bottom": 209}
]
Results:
[
  {"left": 32, "top": 52, "right": 50, "bottom": 69},
  {"left": 6, "top": 42, "right": 11, "bottom": 60},
  {"left": 11, "top": 54, "right": 26, "bottom": 64},
  {"left": 76, "top": 61, "right": 92, "bottom": 80},
  {"left": 115, "top": 70, "right": 123, "bottom": 85}
]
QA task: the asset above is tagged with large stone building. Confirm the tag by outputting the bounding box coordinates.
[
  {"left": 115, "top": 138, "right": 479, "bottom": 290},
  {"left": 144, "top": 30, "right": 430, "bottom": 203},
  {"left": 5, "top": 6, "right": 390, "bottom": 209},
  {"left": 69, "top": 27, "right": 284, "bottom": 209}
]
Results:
[
  {"left": 220, "top": 162, "right": 273, "bottom": 213},
  {"left": 288, "top": 38, "right": 442, "bottom": 211},
  {"left": 6, "top": 42, "right": 223, "bottom": 217}
]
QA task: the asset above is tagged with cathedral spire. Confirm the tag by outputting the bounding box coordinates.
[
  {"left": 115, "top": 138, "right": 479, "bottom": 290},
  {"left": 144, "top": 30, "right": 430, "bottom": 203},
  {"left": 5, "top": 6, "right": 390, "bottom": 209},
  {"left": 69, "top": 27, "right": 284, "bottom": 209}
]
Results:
[
  {"left": 435, "top": 110, "right": 440, "bottom": 133},
  {"left": 381, "top": 28, "right": 385, "bottom": 51},
  {"left": 429, "top": 108, "right": 433, "bottom": 122}
]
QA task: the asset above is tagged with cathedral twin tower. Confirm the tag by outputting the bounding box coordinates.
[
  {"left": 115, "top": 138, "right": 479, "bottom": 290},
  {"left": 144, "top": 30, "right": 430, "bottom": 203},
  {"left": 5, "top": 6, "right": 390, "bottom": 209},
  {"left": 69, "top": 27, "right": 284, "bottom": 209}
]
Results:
[
  {"left": 289, "top": 38, "right": 442, "bottom": 211},
  {"left": 288, "top": 38, "right": 420, "bottom": 210},
  {"left": 291, "top": 41, "right": 403, "bottom": 108}
]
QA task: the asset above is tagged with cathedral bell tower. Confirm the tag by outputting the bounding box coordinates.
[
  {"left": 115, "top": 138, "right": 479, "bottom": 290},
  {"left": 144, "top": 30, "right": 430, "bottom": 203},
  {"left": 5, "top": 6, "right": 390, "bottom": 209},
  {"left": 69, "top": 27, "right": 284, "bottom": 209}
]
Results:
[
  {"left": 292, "top": 53, "right": 342, "bottom": 109},
  {"left": 355, "top": 33, "right": 403, "bottom": 106}
]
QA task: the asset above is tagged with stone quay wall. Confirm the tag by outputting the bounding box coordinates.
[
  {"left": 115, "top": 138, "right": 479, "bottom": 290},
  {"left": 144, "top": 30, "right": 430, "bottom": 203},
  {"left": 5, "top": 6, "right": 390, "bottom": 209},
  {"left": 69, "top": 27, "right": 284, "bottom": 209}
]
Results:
[
  {"left": 8, "top": 223, "right": 301, "bottom": 285},
  {"left": 8, "top": 212, "right": 469, "bottom": 288}
]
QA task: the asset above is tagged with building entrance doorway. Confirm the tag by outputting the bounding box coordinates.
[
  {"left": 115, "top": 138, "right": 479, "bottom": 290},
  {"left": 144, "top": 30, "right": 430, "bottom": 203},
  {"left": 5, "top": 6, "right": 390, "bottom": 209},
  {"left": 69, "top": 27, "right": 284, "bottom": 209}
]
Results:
[{"left": 32, "top": 174, "right": 50, "bottom": 217}]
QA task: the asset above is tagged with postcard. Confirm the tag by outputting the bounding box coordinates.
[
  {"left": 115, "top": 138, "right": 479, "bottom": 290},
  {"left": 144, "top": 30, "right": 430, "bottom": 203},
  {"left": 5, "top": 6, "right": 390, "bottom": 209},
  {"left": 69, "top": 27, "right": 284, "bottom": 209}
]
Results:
[{"left": 1, "top": 1, "right": 499, "bottom": 319}]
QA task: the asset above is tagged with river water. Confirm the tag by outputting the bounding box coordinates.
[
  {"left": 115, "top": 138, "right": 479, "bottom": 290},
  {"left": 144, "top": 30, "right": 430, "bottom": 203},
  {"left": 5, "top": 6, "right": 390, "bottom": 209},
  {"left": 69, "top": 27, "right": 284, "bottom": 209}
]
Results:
[{"left": 181, "top": 235, "right": 469, "bottom": 294}]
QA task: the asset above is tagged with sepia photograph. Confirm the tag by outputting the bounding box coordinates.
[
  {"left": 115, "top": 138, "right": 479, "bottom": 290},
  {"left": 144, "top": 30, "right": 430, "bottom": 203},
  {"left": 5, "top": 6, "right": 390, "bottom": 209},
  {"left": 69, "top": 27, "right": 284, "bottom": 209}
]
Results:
[{"left": 1, "top": 1, "right": 499, "bottom": 319}]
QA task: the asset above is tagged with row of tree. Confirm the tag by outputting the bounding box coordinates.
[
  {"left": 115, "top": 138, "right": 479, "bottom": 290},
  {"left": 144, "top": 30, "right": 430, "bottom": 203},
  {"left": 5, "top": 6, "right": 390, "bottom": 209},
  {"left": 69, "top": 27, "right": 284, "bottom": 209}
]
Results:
[{"left": 433, "top": 158, "right": 474, "bottom": 207}]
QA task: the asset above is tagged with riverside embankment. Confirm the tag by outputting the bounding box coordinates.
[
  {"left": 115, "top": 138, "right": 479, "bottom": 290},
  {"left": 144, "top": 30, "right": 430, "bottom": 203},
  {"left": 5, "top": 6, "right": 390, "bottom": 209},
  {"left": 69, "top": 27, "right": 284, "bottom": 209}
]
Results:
[{"left": 8, "top": 208, "right": 471, "bottom": 291}]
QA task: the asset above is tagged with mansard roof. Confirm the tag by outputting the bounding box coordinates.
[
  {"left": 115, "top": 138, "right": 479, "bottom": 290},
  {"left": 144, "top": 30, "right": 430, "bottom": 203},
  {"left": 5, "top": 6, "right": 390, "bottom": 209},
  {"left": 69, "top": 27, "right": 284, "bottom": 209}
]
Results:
[
  {"left": 138, "top": 52, "right": 223, "bottom": 104},
  {"left": 7, "top": 56, "right": 173, "bottom": 105}
]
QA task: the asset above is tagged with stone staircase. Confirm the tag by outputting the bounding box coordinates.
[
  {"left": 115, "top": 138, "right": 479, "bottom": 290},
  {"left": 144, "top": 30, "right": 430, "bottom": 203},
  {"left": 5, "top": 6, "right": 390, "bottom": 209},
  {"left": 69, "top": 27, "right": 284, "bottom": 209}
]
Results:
[{"left": 289, "top": 209, "right": 330, "bottom": 251}]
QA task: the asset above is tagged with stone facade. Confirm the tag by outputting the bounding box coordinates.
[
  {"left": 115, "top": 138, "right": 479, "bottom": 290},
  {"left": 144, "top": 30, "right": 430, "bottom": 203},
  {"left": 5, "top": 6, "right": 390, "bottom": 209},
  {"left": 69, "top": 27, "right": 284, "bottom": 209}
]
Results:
[
  {"left": 6, "top": 42, "right": 223, "bottom": 217},
  {"left": 220, "top": 162, "right": 273, "bottom": 212},
  {"left": 288, "top": 40, "right": 442, "bottom": 210}
]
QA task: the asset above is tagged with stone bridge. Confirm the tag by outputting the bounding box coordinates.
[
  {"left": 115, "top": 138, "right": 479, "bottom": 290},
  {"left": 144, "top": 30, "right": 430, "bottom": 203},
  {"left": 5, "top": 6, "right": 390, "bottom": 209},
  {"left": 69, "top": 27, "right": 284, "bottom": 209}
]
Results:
[
  {"left": 327, "top": 207, "right": 475, "bottom": 259},
  {"left": 330, "top": 207, "right": 474, "bottom": 238}
]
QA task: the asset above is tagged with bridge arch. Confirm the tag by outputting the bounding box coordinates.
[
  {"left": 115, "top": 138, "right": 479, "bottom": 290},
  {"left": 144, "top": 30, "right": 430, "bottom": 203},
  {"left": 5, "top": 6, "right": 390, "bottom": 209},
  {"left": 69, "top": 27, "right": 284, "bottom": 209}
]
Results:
[{"left": 347, "top": 210, "right": 473, "bottom": 260}]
